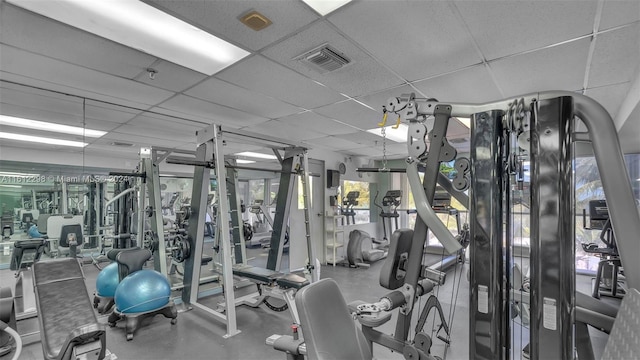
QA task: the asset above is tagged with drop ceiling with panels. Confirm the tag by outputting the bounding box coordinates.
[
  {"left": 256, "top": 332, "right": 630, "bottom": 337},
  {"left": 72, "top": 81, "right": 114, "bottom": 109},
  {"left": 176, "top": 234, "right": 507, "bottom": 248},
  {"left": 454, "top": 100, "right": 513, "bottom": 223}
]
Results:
[{"left": 0, "top": 0, "right": 638, "bottom": 170}]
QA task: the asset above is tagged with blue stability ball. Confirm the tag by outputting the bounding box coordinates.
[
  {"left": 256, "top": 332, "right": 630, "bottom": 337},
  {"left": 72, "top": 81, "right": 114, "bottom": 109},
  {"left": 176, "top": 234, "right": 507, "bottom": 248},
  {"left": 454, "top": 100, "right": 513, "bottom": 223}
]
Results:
[
  {"left": 28, "top": 225, "right": 44, "bottom": 238},
  {"left": 114, "top": 270, "right": 170, "bottom": 314},
  {"left": 96, "top": 262, "right": 120, "bottom": 297}
]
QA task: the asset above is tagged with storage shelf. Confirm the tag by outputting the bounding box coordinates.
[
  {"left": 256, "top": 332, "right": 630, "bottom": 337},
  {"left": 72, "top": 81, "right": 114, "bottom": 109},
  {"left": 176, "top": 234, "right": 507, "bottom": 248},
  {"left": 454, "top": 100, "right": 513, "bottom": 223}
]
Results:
[{"left": 325, "top": 215, "right": 346, "bottom": 267}]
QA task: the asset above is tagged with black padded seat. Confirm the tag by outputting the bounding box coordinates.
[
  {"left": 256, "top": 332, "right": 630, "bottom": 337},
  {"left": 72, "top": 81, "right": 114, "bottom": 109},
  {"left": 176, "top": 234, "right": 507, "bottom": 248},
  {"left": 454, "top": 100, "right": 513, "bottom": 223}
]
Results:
[
  {"left": 10, "top": 239, "right": 46, "bottom": 271},
  {"left": 275, "top": 273, "right": 309, "bottom": 290},
  {"left": 34, "top": 258, "right": 105, "bottom": 360},
  {"left": 233, "top": 266, "right": 283, "bottom": 284},
  {"left": 115, "top": 248, "right": 151, "bottom": 281}
]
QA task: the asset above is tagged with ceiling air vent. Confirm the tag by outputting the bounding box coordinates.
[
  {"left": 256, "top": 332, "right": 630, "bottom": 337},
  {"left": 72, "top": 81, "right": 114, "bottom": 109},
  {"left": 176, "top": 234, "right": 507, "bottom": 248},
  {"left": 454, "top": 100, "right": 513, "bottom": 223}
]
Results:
[{"left": 297, "top": 44, "right": 351, "bottom": 73}]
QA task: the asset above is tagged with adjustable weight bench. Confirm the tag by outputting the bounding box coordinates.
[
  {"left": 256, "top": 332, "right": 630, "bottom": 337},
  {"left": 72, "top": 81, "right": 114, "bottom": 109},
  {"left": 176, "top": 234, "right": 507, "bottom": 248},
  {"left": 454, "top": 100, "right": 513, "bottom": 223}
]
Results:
[
  {"left": 232, "top": 266, "right": 309, "bottom": 324},
  {"left": 33, "top": 258, "right": 106, "bottom": 360}
]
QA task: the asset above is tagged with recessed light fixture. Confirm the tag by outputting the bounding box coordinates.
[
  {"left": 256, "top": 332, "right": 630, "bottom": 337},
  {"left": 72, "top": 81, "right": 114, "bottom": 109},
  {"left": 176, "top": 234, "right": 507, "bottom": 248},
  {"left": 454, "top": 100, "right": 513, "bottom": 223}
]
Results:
[
  {"left": 301, "top": 0, "right": 352, "bottom": 16},
  {"left": 366, "top": 124, "right": 409, "bottom": 143},
  {"left": 235, "top": 151, "right": 278, "bottom": 160},
  {"left": 7, "top": 0, "right": 250, "bottom": 75},
  {"left": 0, "top": 132, "right": 88, "bottom": 147},
  {"left": 0, "top": 115, "right": 107, "bottom": 137},
  {"left": 235, "top": 159, "right": 256, "bottom": 164}
]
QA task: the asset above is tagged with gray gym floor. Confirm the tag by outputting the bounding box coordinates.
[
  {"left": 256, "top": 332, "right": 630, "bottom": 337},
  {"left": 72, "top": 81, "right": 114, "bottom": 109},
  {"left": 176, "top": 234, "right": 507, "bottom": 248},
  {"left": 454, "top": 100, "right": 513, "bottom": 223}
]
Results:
[{"left": 3, "top": 248, "right": 613, "bottom": 360}]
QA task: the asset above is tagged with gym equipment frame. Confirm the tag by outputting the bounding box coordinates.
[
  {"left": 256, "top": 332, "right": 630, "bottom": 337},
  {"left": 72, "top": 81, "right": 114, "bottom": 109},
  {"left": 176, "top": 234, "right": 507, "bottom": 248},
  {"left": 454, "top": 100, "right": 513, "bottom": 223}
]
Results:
[
  {"left": 179, "top": 124, "right": 318, "bottom": 338},
  {"left": 380, "top": 91, "right": 639, "bottom": 359}
]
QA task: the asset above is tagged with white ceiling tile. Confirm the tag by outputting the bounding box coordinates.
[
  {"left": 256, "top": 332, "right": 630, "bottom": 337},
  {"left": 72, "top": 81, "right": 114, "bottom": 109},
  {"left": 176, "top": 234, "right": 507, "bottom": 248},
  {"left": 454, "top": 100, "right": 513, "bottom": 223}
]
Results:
[
  {"left": 490, "top": 38, "right": 590, "bottom": 96},
  {"left": 277, "top": 111, "right": 356, "bottom": 136},
  {"left": 1, "top": 86, "right": 83, "bottom": 117},
  {"left": 455, "top": 0, "right": 598, "bottom": 60},
  {"left": 585, "top": 82, "right": 631, "bottom": 119},
  {"left": 100, "top": 132, "right": 184, "bottom": 148},
  {"left": 588, "top": 23, "right": 640, "bottom": 88},
  {"left": 262, "top": 20, "right": 403, "bottom": 97},
  {"left": 412, "top": 65, "right": 503, "bottom": 104},
  {"left": 84, "top": 101, "right": 141, "bottom": 124},
  {"left": 329, "top": 1, "right": 482, "bottom": 81},
  {"left": 313, "top": 99, "right": 381, "bottom": 130},
  {"left": 599, "top": 0, "right": 640, "bottom": 30},
  {"left": 1, "top": 3, "right": 157, "bottom": 79},
  {"left": 304, "top": 135, "right": 363, "bottom": 150},
  {"left": 154, "top": 95, "right": 268, "bottom": 128},
  {"left": 215, "top": 55, "right": 345, "bottom": 108},
  {"left": 0, "top": 45, "right": 175, "bottom": 106},
  {"left": 127, "top": 113, "right": 204, "bottom": 133},
  {"left": 110, "top": 124, "right": 195, "bottom": 142},
  {"left": 0, "top": 71, "right": 159, "bottom": 111},
  {"left": 134, "top": 60, "right": 208, "bottom": 92},
  {"left": 185, "top": 77, "right": 303, "bottom": 119},
  {"left": 240, "top": 119, "right": 327, "bottom": 141},
  {"left": 147, "top": 0, "right": 319, "bottom": 51},
  {"left": 334, "top": 131, "right": 389, "bottom": 148}
]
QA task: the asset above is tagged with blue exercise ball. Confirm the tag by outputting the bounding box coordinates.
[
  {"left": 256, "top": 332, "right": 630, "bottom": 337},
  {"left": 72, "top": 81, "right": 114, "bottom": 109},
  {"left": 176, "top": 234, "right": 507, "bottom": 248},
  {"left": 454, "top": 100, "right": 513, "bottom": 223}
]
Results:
[
  {"left": 114, "top": 270, "right": 170, "bottom": 314},
  {"left": 96, "top": 262, "right": 120, "bottom": 297},
  {"left": 28, "top": 224, "right": 44, "bottom": 239}
]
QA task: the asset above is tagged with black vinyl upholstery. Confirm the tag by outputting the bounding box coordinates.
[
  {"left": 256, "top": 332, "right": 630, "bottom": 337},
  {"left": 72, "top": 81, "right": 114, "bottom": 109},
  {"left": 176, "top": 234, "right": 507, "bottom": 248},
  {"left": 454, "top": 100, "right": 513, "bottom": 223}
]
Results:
[
  {"left": 59, "top": 224, "right": 83, "bottom": 248},
  {"left": 34, "top": 258, "right": 105, "bottom": 360},
  {"left": 379, "top": 229, "right": 413, "bottom": 290},
  {"left": 115, "top": 248, "right": 151, "bottom": 281}
]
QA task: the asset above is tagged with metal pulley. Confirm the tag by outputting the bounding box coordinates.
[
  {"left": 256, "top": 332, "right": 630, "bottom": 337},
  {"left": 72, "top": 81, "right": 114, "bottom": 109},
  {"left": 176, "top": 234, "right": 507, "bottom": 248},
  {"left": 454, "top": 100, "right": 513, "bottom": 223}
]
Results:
[
  {"left": 452, "top": 157, "right": 471, "bottom": 192},
  {"left": 408, "top": 122, "right": 428, "bottom": 159}
]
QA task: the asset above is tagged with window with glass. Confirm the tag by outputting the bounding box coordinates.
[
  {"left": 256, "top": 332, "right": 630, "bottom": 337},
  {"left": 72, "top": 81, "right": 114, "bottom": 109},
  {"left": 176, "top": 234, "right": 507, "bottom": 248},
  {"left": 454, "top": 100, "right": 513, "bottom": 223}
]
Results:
[{"left": 340, "top": 180, "right": 370, "bottom": 224}]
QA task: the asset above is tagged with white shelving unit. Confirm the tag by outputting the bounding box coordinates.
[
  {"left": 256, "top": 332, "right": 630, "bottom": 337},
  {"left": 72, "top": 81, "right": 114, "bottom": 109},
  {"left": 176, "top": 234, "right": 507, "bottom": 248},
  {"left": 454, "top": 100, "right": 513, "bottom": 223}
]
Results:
[{"left": 325, "top": 215, "right": 346, "bottom": 266}]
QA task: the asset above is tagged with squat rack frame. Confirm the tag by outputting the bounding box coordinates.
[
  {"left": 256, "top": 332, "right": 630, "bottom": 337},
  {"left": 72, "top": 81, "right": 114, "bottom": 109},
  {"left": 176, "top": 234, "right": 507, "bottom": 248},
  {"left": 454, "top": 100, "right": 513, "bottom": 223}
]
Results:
[{"left": 180, "top": 124, "right": 318, "bottom": 338}]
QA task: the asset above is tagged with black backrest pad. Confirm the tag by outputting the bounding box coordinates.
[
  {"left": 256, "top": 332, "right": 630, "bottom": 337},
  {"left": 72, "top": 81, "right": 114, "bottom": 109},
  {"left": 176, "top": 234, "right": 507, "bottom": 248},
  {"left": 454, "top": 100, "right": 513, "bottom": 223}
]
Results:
[
  {"left": 34, "top": 258, "right": 103, "bottom": 359},
  {"left": 380, "top": 228, "right": 414, "bottom": 290},
  {"left": 116, "top": 248, "right": 152, "bottom": 280},
  {"left": 59, "top": 224, "right": 83, "bottom": 247}
]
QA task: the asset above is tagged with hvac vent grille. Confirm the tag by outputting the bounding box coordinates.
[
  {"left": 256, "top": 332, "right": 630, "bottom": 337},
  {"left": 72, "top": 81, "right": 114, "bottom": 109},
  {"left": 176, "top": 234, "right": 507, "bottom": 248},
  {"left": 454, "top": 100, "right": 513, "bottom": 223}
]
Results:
[{"left": 298, "top": 44, "right": 351, "bottom": 73}]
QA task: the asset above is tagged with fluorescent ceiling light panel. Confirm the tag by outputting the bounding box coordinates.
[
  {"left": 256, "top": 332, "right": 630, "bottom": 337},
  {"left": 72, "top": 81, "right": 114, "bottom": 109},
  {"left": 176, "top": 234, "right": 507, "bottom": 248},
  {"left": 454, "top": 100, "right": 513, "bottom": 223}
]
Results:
[
  {"left": 457, "top": 117, "right": 471, "bottom": 128},
  {"left": 302, "top": 0, "right": 352, "bottom": 16},
  {"left": 0, "top": 171, "right": 41, "bottom": 177},
  {"left": 0, "top": 115, "right": 106, "bottom": 137},
  {"left": 7, "top": 0, "right": 250, "bottom": 75},
  {"left": 366, "top": 124, "right": 409, "bottom": 143},
  {"left": 235, "top": 151, "right": 278, "bottom": 160},
  {"left": 0, "top": 132, "right": 88, "bottom": 148},
  {"left": 235, "top": 159, "right": 256, "bottom": 164},
  {"left": 0, "top": 184, "right": 23, "bottom": 188}
]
